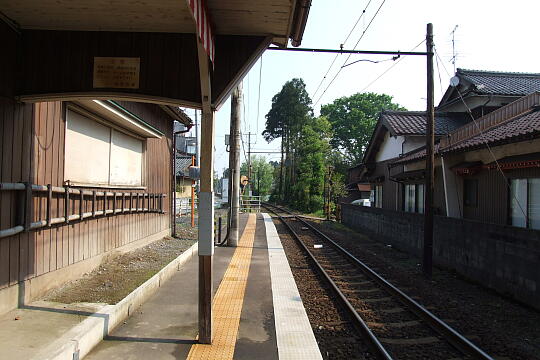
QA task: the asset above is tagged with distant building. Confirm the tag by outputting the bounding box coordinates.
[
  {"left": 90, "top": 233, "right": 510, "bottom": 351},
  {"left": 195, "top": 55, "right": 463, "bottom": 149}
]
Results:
[
  {"left": 342, "top": 70, "right": 540, "bottom": 309},
  {"left": 347, "top": 69, "right": 540, "bottom": 229}
]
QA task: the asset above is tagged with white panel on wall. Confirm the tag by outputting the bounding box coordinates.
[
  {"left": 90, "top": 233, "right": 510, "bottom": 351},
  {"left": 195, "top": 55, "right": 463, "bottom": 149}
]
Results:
[
  {"left": 375, "top": 132, "right": 404, "bottom": 162},
  {"left": 65, "top": 109, "right": 111, "bottom": 185},
  {"left": 109, "top": 129, "right": 143, "bottom": 186}
]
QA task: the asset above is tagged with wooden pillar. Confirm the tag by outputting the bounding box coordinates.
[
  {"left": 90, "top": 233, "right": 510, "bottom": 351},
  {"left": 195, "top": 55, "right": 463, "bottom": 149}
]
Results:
[{"left": 197, "top": 39, "right": 214, "bottom": 344}]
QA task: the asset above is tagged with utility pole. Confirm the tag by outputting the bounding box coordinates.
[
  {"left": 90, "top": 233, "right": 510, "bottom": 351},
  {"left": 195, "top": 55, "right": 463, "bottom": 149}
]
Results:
[
  {"left": 257, "top": 167, "right": 261, "bottom": 198},
  {"left": 247, "top": 132, "right": 252, "bottom": 196},
  {"left": 327, "top": 166, "right": 333, "bottom": 220},
  {"left": 228, "top": 83, "right": 242, "bottom": 247},
  {"left": 423, "top": 23, "right": 435, "bottom": 279}
]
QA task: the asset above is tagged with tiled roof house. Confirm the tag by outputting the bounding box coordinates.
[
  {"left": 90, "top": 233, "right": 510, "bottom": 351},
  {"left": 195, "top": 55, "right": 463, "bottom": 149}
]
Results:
[{"left": 347, "top": 69, "right": 540, "bottom": 231}]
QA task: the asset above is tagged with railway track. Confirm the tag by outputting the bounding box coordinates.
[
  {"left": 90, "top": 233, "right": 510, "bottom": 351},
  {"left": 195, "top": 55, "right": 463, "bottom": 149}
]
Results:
[{"left": 262, "top": 203, "right": 494, "bottom": 360}]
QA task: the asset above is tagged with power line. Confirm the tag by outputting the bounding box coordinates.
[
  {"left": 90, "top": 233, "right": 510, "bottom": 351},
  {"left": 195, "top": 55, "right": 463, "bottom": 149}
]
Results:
[
  {"left": 311, "top": 0, "right": 373, "bottom": 100},
  {"left": 313, "top": 0, "right": 387, "bottom": 107},
  {"left": 433, "top": 45, "right": 445, "bottom": 98},
  {"left": 434, "top": 49, "right": 451, "bottom": 78},
  {"left": 359, "top": 38, "right": 425, "bottom": 93}
]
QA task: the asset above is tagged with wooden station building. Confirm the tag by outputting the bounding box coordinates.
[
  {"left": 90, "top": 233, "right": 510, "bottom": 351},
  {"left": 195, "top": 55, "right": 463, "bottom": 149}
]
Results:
[{"left": 0, "top": 0, "right": 311, "bottom": 340}]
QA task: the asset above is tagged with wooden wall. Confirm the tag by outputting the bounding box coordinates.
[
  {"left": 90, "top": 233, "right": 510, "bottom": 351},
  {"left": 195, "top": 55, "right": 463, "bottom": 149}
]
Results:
[
  {"left": 18, "top": 30, "right": 266, "bottom": 108},
  {"left": 0, "top": 98, "right": 34, "bottom": 288},
  {"left": 462, "top": 167, "right": 540, "bottom": 225},
  {"left": 0, "top": 99, "right": 173, "bottom": 290}
]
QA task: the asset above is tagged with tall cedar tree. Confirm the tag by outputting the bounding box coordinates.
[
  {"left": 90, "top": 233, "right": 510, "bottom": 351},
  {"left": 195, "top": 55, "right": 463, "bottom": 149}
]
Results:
[
  {"left": 320, "top": 92, "right": 405, "bottom": 166},
  {"left": 292, "top": 116, "right": 331, "bottom": 212},
  {"left": 263, "top": 79, "right": 312, "bottom": 201}
]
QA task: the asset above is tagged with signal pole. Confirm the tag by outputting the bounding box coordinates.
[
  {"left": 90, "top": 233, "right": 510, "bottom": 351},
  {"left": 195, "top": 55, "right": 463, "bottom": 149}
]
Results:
[
  {"left": 423, "top": 23, "right": 435, "bottom": 279},
  {"left": 247, "top": 132, "right": 254, "bottom": 196}
]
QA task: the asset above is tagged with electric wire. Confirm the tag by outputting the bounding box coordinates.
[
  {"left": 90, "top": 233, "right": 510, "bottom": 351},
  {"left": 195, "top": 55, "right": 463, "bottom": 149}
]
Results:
[
  {"left": 359, "top": 38, "right": 425, "bottom": 93},
  {"left": 313, "top": 0, "right": 387, "bottom": 107},
  {"left": 433, "top": 45, "right": 445, "bottom": 98},
  {"left": 311, "top": 0, "right": 373, "bottom": 100}
]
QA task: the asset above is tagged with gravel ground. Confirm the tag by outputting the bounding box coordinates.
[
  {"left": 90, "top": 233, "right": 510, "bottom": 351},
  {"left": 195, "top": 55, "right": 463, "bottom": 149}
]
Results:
[
  {"left": 306, "top": 219, "right": 540, "bottom": 360},
  {"left": 274, "top": 220, "right": 374, "bottom": 360},
  {"left": 43, "top": 224, "right": 197, "bottom": 305}
]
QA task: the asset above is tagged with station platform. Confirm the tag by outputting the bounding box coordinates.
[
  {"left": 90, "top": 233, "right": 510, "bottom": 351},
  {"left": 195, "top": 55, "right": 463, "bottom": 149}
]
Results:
[{"left": 84, "top": 213, "right": 322, "bottom": 360}]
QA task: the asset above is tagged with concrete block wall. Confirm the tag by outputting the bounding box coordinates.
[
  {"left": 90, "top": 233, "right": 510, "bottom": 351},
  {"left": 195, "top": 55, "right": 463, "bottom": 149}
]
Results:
[{"left": 341, "top": 204, "right": 540, "bottom": 310}]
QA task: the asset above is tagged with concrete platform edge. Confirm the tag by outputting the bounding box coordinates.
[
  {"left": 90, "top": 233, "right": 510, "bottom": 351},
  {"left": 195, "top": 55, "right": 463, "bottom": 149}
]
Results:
[{"left": 31, "top": 241, "right": 199, "bottom": 360}]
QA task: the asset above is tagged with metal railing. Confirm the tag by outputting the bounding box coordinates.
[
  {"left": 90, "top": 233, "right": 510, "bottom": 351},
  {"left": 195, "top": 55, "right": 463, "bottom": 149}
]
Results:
[
  {"left": 240, "top": 195, "right": 261, "bottom": 213},
  {"left": 175, "top": 197, "right": 197, "bottom": 216},
  {"left": 0, "top": 182, "right": 166, "bottom": 240}
]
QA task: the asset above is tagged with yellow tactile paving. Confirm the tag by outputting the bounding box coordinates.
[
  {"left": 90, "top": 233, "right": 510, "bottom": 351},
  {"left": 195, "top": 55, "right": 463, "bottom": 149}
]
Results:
[{"left": 187, "top": 213, "right": 257, "bottom": 360}]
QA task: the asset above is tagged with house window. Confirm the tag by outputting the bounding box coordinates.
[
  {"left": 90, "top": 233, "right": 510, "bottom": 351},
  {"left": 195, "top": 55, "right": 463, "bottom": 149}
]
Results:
[
  {"left": 65, "top": 108, "right": 144, "bottom": 187},
  {"left": 370, "top": 185, "right": 383, "bottom": 208},
  {"left": 464, "top": 179, "right": 478, "bottom": 207},
  {"left": 510, "top": 178, "right": 540, "bottom": 230},
  {"left": 404, "top": 183, "right": 425, "bottom": 214}
]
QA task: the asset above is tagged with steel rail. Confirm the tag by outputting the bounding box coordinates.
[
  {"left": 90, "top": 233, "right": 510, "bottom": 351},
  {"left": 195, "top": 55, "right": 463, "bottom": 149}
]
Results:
[
  {"left": 262, "top": 202, "right": 493, "bottom": 359},
  {"left": 261, "top": 204, "right": 392, "bottom": 360},
  {"left": 294, "top": 216, "right": 494, "bottom": 360}
]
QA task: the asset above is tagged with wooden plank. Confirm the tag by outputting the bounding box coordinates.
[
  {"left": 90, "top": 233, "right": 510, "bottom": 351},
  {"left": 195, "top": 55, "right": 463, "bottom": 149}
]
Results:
[
  {"left": 42, "top": 102, "right": 55, "bottom": 273},
  {"left": 8, "top": 103, "right": 24, "bottom": 284},
  {"left": 0, "top": 100, "right": 11, "bottom": 288},
  {"left": 49, "top": 102, "right": 60, "bottom": 271},
  {"left": 27, "top": 104, "right": 36, "bottom": 279},
  {"left": 57, "top": 103, "right": 66, "bottom": 269},
  {"left": 18, "top": 104, "right": 32, "bottom": 280}
]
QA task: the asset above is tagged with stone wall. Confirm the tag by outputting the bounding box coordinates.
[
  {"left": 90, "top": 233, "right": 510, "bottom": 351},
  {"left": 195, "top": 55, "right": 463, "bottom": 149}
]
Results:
[{"left": 341, "top": 204, "right": 540, "bottom": 309}]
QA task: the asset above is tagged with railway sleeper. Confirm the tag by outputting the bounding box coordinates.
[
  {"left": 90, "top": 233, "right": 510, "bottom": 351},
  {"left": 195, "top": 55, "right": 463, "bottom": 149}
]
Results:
[
  {"left": 379, "top": 336, "right": 440, "bottom": 345},
  {"left": 367, "top": 320, "right": 421, "bottom": 328}
]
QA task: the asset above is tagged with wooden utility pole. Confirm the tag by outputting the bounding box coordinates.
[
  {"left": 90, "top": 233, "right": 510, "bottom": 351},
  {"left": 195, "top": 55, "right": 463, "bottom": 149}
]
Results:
[
  {"left": 247, "top": 132, "right": 252, "bottom": 196},
  {"left": 326, "top": 166, "right": 333, "bottom": 220},
  {"left": 228, "top": 83, "right": 242, "bottom": 247},
  {"left": 423, "top": 23, "right": 435, "bottom": 279}
]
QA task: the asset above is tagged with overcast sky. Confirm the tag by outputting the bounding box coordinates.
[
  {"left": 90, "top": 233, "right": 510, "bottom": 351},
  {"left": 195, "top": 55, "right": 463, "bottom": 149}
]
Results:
[{"left": 185, "top": 0, "right": 540, "bottom": 177}]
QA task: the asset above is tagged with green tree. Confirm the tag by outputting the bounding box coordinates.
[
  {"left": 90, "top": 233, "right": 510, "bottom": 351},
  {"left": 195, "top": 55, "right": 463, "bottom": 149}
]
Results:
[
  {"left": 292, "top": 116, "right": 331, "bottom": 212},
  {"left": 263, "top": 78, "right": 312, "bottom": 200},
  {"left": 320, "top": 92, "right": 405, "bottom": 166},
  {"left": 240, "top": 156, "right": 275, "bottom": 197}
]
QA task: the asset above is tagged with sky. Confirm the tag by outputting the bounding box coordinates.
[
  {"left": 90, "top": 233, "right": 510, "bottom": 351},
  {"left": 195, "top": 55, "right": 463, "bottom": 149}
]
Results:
[{"left": 184, "top": 0, "right": 540, "bottom": 177}]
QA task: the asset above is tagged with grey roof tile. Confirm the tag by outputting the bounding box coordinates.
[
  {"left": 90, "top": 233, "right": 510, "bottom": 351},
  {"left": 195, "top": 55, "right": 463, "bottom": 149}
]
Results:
[
  {"left": 458, "top": 68, "right": 540, "bottom": 96},
  {"left": 381, "top": 111, "right": 468, "bottom": 136},
  {"left": 444, "top": 109, "right": 540, "bottom": 152}
]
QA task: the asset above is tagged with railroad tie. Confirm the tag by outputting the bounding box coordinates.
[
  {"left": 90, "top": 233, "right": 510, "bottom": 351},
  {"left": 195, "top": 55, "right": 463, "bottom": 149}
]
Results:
[
  {"left": 360, "top": 296, "right": 392, "bottom": 303},
  {"left": 379, "top": 337, "right": 440, "bottom": 345},
  {"left": 366, "top": 320, "right": 420, "bottom": 329},
  {"left": 378, "top": 307, "right": 405, "bottom": 314},
  {"left": 348, "top": 288, "right": 381, "bottom": 294},
  {"left": 344, "top": 280, "right": 372, "bottom": 286}
]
